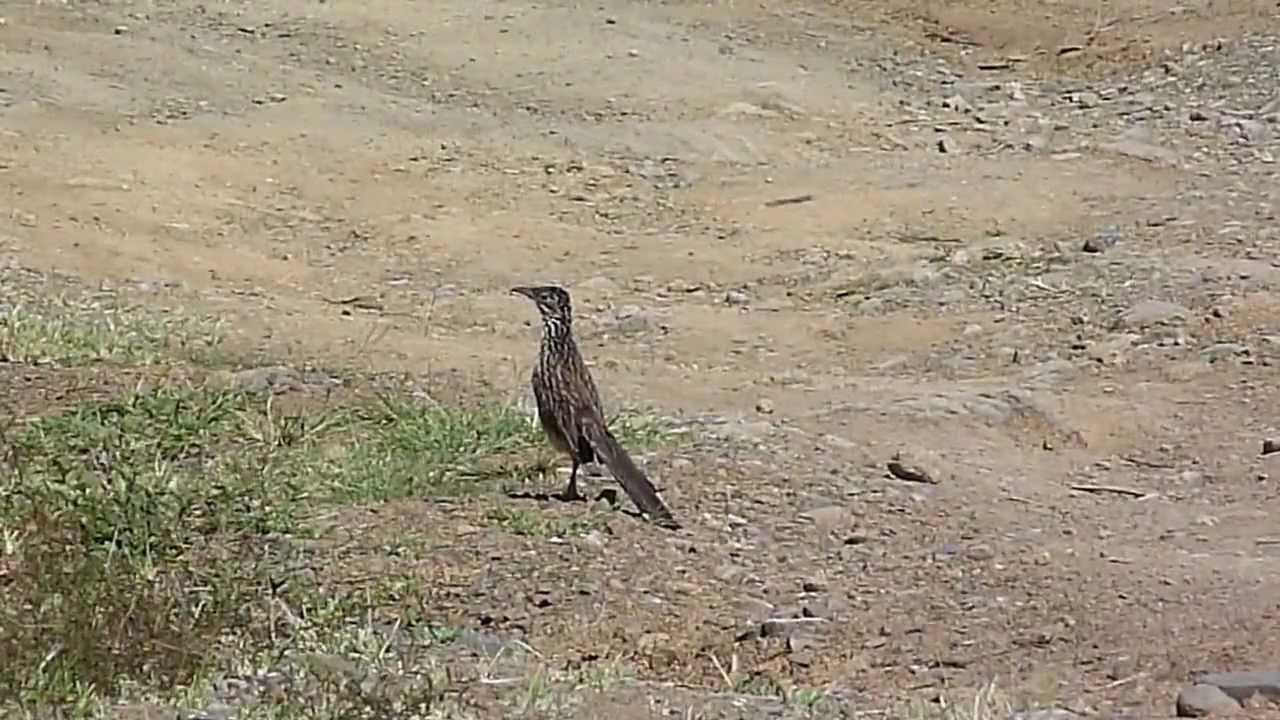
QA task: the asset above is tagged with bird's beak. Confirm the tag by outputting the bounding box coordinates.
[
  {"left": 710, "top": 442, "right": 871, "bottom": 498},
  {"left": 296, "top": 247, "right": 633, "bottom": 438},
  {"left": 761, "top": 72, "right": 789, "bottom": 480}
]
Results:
[{"left": 510, "top": 286, "right": 533, "bottom": 298}]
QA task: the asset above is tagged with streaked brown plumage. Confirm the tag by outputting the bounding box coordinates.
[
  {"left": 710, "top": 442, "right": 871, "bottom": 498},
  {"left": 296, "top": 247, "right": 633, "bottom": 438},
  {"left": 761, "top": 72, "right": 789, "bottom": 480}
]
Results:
[{"left": 511, "top": 285, "right": 680, "bottom": 530}]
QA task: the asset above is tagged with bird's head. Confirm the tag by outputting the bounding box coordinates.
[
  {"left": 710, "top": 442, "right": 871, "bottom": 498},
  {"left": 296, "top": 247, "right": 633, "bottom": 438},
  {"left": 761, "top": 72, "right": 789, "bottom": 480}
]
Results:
[{"left": 511, "top": 285, "right": 573, "bottom": 326}]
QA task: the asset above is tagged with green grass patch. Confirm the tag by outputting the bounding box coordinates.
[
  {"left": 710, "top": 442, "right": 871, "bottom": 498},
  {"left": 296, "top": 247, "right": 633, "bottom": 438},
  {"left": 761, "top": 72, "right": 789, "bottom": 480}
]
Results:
[
  {"left": 0, "top": 284, "right": 223, "bottom": 366},
  {"left": 0, "top": 373, "right": 674, "bottom": 715}
]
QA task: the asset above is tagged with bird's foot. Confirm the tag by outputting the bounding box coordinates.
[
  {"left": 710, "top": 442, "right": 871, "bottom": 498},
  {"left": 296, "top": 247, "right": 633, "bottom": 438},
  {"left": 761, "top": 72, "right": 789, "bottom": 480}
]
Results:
[{"left": 554, "top": 488, "right": 589, "bottom": 503}]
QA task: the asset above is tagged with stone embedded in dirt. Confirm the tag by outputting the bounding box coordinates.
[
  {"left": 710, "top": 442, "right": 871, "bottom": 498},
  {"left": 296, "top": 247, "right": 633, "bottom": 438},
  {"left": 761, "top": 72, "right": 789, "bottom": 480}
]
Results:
[
  {"left": 300, "top": 651, "right": 366, "bottom": 683},
  {"left": 756, "top": 616, "right": 828, "bottom": 640},
  {"left": 1262, "top": 439, "right": 1279, "bottom": 456},
  {"left": 208, "top": 365, "right": 303, "bottom": 392},
  {"left": 579, "top": 275, "right": 619, "bottom": 292},
  {"left": 800, "top": 505, "right": 847, "bottom": 530},
  {"left": 1177, "top": 683, "right": 1244, "bottom": 716},
  {"left": 1073, "top": 91, "right": 1101, "bottom": 108},
  {"left": 1234, "top": 119, "right": 1267, "bottom": 145},
  {"left": 941, "top": 94, "right": 974, "bottom": 113},
  {"left": 1082, "top": 225, "right": 1122, "bottom": 253},
  {"left": 1008, "top": 709, "right": 1082, "bottom": 720},
  {"left": 719, "top": 101, "right": 778, "bottom": 119},
  {"left": 1193, "top": 670, "right": 1280, "bottom": 703},
  {"left": 1116, "top": 300, "right": 1190, "bottom": 330},
  {"left": 937, "top": 135, "right": 959, "bottom": 154},
  {"left": 887, "top": 452, "right": 939, "bottom": 484},
  {"left": 1202, "top": 343, "right": 1248, "bottom": 363},
  {"left": 115, "top": 703, "right": 179, "bottom": 720},
  {"left": 607, "top": 305, "right": 654, "bottom": 335},
  {"left": 755, "top": 397, "right": 774, "bottom": 415},
  {"left": 1099, "top": 136, "right": 1180, "bottom": 166},
  {"left": 964, "top": 543, "right": 995, "bottom": 561}
]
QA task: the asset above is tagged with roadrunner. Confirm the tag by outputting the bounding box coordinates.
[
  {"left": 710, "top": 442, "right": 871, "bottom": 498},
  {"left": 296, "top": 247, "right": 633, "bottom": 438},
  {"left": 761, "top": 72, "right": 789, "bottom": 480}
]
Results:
[{"left": 511, "top": 285, "right": 680, "bottom": 530}]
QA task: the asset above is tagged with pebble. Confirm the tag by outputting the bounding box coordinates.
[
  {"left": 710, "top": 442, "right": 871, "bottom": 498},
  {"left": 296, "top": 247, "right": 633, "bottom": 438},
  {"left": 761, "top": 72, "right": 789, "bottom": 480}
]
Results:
[{"left": 754, "top": 397, "right": 775, "bottom": 415}]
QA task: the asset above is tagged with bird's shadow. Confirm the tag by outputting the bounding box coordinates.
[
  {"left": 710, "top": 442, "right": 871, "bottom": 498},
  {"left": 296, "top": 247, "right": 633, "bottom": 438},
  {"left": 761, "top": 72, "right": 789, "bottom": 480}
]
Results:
[{"left": 503, "top": 487, "right": 645, "bottom": 520}]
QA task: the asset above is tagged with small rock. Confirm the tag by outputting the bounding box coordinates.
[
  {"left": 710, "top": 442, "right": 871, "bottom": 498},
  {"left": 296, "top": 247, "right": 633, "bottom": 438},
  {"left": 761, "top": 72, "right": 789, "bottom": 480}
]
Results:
[
  {"left": 301, "top": 652, "right": 366, "bottom": 684},
  {"left": 1235, "top": 119, "right": 1267, "bottom": 145},
  {"left": 1176, "top": 683, "right": 1243, "bottom": 716},
  {"left": 114, "top": 704, "right": 178, "bottom": 720},
  {"left": 719, "top": 101, "right": 777, "bottom": 119},
  {"left": 208, "top": 366, "right": 302, "bottom": 393},
  {"left": 1074, "top": 91, "right": 1100, "bottom": 108},
  {"left": 1117, "top": 300, "right": 1189, "bottom": 330},
  {"left": 630, "top": 275, "right": 655, "bottom": 290},
  {"left": 1099, "top": 135, "right": 1180, "bottom": 166},
  {"left": 724, "top": 289, "right": 750, "bottom": 306},
  {"left": 1202, "top": 343, "right": 1247, "bottom": 363},
  {"left": 801, "top": 505, "right": 848, "bottom": 530},
  {"left": 113, "top": 25, "right": 129, "bottom": 34},
  {"left": 579, "top": 275, "right": 619, "bottom": 292},
  {"left": 757, "top": 616, "right": 828, "bottom": 640},
  {"left": 937, "top": 136, "right": 959, "bottom": 154},
  {"left": 1009, "top": 709, "right": 1082, "bottom": 720},
  {"left": 942, "top": 94, "right": 974, "bottom": 113},
  {"left": 1082, "top": 225, "right": 1122, "bottom": 253},
  {"left": 755, "top": 398, "right": 775, "bottom": 415},
  {"left": 887, "top": 452, "right": 938, "bottom": 484},
  {"left": 608, "top": 305, "right": 653, "bottom": 335},
  {"left": 1262, "top": 439, "right": 1279, "bottom": 456},
  {"left": 965, "top": 544, "right": 996, "bottom": 561}
]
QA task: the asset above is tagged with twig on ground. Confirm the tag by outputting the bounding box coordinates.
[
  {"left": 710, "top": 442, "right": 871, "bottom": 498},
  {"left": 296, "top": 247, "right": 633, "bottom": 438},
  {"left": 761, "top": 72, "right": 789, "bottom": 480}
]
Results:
[
  {"left": 1122, "top": 455, "right": 1176, "bottom": 469},
  {"left": 762, "top": 194, "right": 814, "bottom": 208},
  {"left": 1070, "top": 484, "right": 1152, "bottom": 499}
]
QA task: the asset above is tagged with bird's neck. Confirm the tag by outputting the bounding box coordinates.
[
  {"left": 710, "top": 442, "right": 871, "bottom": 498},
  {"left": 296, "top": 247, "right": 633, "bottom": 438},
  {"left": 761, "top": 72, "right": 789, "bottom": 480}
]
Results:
[{"left": 541, "top": 317, "right": 573, "bottom": 347}]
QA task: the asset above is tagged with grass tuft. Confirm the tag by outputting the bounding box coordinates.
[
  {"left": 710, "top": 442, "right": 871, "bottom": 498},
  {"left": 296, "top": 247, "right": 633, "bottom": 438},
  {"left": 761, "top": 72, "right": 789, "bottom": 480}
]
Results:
[
  {"left": 0, "top": 290, "right": 223, "bottom": 366},
  {"left": 335, "top": 392, "right": 547, "bottom": 501}
]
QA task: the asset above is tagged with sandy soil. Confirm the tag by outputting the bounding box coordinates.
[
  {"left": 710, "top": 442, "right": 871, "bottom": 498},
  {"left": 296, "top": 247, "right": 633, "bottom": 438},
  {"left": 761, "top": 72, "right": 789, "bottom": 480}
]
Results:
[{"left": 3, "top": 0, "right": 1280, "bottom": 715}]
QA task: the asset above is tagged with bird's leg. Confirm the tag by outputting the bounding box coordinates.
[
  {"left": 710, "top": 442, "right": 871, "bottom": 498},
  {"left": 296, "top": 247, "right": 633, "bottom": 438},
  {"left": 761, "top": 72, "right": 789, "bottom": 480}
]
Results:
[{"left": 560, "top": 457, "right": 587, "bottom": 502}]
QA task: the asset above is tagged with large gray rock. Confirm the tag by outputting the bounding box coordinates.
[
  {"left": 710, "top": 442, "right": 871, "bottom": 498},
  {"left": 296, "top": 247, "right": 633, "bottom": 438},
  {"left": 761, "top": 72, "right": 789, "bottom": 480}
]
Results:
[
  {"left": 1176, "top": 683, "right": 1243, "bottom": 716},
  {"left": 1194, "top": 670, "right": 1280, "bottom": 702}
]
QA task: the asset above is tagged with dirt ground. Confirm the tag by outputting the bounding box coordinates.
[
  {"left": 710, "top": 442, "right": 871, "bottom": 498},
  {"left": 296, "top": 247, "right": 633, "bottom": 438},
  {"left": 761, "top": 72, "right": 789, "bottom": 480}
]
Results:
[{"left": 4, "top": 0, "right": 1280, "bottom": 716}]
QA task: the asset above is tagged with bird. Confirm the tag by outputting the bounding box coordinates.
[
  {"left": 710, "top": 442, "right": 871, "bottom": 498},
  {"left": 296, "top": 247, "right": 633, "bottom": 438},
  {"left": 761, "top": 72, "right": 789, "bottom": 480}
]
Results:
[{"left": 511, "top": 284, "right": 680, "bottom": 530}]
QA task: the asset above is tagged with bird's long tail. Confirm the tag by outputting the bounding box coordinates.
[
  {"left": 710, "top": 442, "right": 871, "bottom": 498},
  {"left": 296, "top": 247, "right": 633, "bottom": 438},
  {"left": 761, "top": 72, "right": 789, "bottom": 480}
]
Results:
[{"left": 582, "top": 420, "right": 680, "bottom": 530}]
